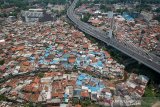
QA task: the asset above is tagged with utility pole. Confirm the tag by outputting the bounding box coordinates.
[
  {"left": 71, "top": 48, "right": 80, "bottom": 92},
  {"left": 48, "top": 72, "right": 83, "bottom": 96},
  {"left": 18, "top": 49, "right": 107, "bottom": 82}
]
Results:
[{"left": 139, "top": 29, "right": 145, "bottom": 47}]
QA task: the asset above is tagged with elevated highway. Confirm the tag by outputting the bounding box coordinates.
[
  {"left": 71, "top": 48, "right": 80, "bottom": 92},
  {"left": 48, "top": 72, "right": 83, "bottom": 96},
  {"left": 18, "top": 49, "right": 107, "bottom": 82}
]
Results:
[{"left": 67, "top": 0, "right": 160, "bottom": 73}]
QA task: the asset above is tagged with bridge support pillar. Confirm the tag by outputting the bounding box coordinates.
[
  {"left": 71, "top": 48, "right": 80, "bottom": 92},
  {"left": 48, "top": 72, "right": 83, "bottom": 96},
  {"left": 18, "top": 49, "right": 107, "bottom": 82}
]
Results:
[{"left": 108, "top": 30, "right": 113, "bottom": 38}]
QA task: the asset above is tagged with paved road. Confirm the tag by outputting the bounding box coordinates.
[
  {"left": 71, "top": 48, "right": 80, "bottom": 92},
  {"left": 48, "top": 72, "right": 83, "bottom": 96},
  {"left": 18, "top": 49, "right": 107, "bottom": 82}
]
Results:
[{"left": 67, "top": 0, "right": 160, "bottom": 73}]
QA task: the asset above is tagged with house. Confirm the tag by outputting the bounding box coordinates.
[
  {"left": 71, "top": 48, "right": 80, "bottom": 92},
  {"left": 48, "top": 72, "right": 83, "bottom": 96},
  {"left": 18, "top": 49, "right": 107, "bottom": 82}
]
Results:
[
  {"left": 91, "top": 92, "right": 98, "bottom": 101},
  {"left": 73, "top": 89, "right": 81, "bottom": 98}
]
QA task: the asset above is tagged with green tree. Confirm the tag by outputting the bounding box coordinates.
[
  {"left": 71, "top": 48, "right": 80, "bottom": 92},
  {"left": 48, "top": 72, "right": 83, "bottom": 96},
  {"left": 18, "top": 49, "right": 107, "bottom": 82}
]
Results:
[
  {"left": 143, "top": 83, "right": 155, "bottom": 97},
  {"left": 81, "top": 13, "right": 91, "bottom": 23},
  {"left": 100, "top": 5, "right": 112, "bottom": 12},
  {"left": 154, "top": 15, "right": 160, "bottom": 22},
  {"left": 155, "top": 7, "right": 160, "bottom": 13},
  {"left": 81, "top": 99, "right": 91, "bottom": 107},
  {"left": 24, "top": 102, "right": 34, "bottom": 107},
  {"left": 0, "top": 94, "right": 7, "bottom": 101},
  {"left": 0, "top": 60, "right": 5, "bottom": 65},
  {"left": 9, "top": 11, "right": 17, "bottom": 17},
  {"left": 72, "top": 98, "right": 79, "bottom": 105},
  {"left": 38, "top": 72, "right": 44, "bottom": 78},
  {"left": 136, "top": 4, "right": 152, "bottom": 12},
  {"left": 115, "top": 8, "right": 129, "bottom": 14}
]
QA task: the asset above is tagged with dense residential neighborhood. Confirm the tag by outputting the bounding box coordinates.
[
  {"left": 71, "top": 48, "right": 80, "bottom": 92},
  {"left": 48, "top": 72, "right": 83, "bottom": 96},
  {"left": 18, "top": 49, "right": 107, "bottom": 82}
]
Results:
[
  {"left": 0, "top": 0, "right": 160, "bottom": 107},
  {"left": 76, "top": 2, "right": 160, "bottom": 54}
]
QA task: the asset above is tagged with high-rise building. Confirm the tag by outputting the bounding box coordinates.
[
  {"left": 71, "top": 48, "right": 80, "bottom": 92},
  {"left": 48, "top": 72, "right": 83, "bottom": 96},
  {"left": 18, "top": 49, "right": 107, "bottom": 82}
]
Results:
[{"left": 21, "top": 9, "right": 53, "bottom": 22}]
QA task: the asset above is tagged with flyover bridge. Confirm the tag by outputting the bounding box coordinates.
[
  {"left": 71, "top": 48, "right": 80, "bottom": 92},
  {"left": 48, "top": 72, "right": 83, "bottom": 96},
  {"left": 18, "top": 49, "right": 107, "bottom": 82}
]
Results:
[{"left": 67, "top": 0, "right": 160, "bottom": 73}]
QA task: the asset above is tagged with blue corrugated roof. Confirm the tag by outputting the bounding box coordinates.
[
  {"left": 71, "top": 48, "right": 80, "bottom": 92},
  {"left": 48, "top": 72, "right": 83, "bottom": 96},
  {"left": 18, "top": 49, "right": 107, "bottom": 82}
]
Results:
[
  {"left": 30, "top": 56, "right": 35, "bottom": 60},
  {"left": 60, "top": 58, "right": 68, "bottom": 61},
  {"left": 64, "top": 94, "right": 68, "bottom": 98},
  {"left": 75, "top": 73, "right": 106, "bottom": 92},
  {"left": 62, "top": 54, "right": 70, "bottom": 58},
  {"left": 39, "top": 60, "right": 44, "bottom": 64},
  {"left": 76, "top": 81, "right": 82, "bottom": 85},
  {"left": 122, "top": 13, "right": 134, "bottom": 21},
  {"left": 30, "top": 60, "right": 34, "bottom": 62},
  {"left": 45, "top": 53, "right": 50, "bottom": 57}
]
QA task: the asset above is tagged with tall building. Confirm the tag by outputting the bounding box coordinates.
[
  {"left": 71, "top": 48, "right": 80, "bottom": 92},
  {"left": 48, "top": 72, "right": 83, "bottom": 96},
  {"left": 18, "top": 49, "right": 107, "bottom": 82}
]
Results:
[{"left": 21, "top": 9, "right": 53, "bottom": 22}]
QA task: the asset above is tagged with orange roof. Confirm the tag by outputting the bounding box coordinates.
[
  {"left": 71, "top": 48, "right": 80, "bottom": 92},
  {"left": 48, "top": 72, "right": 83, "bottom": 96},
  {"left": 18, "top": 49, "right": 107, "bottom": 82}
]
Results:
[
  {"left": 61, "top": 80, "right": 68, "bottom": 87},
  {"left": 0, "top": 54, "right": 5, "bottom": 57},
  {"left": 17, "top": 57, "right": 26, "bottom": 61},
  {"left": 68, "top": 80, "right": 76, "bottom": 86},
  {"left": 75, "top": 104, "right": 81, "bottom": 107},
  {"left": 52, "top": 93, "right": 58, "bottom": 97},
  {"left": 24, "top": 93, "right": 31, "bottom": 101},
  {"left": 45, "top": 86, "right": 48, "bottom": 91},
  {"left": 52, "top": 82, "right": 61, "bottom": 89},
  {"left": 104, "top": 51, "right": 110, "bottom": 57},
  {"left": 73, "top": 31, "right": 83, "bottom": 37},
  {"left": 32, "top": 87, "right": 40, "bottom": 92},
  {"left": 83, "top": 44, "right": 88, "bottom": 48},
  {"left": 64, "top": 49, "right": 68, "bottom": 53},
  {"left": 52, "top": 32, "right": 56, "bottom": 35},
  {"left": 34, "top": 77, "right": 40, "bottom": 84},
  {"left": 86, "top": 66, "right": 92, "bottom": 71},
  {"left": 11, "top": 47, "right": 16, "bottom": 51},
  {"left": 68, "top": 57, "right": 76, "bottom": 63},
  {"left": 23, "top": 84, "right": 33, "bottom": 91},
  {"left": 6, "top": 80, "right": 17, "bottom": 88},
  {"left": 16, "top": 46, "right": 25, "bottom": 51},
  {"left": 31, "top": 83, "right": 37, "bottom": 87},
  {"left": 22, "top": 61, "right": 30, "bottom": 66},
  {"left": 91, "top": 57, "right": 97, "bottom": 63},
  {"left": 108, "top": 58, "right": 113, "bottom": 61},
  {"left": 11, "top": 91, "right": 18, "bottom": 96},
  {"left": 58, "top": 44, "right": 64, "bottom": 47},
  {"left": 58, "top": 93, "right": 64, "bottom": 98},
  {"left": 90, "top": 19, "right": 102, "bottom": 24},
  {"left": 30, "top": 93, "right": 39, "bottom": 102},
  {"left": 45, "top": 72, "right": 56, "bottom": 77},
  {"left": 108, "top": 83, "right": 115, "bottom": 88},
  {"left": 81, "top": 90, "right": 89, "bottom": 97}
]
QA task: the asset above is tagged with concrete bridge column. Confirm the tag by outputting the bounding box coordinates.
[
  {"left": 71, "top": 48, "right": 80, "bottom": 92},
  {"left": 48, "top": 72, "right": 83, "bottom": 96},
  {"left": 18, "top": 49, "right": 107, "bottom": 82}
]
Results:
[{"left": 108, "top": 29, "right": 113, "bottom": 38}]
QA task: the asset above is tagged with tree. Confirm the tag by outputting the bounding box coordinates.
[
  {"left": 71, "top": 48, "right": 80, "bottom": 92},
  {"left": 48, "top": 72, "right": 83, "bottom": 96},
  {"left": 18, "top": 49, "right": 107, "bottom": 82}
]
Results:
[
  {"left": 154, "top": 15, "right": 160, "bottom": 22},
  {"left": 24, "top": 102, "right": 34, "bottom": 107},
  {"left": 9, "top": 11, "right": 17, "bottom": 17},
  {"left": 116, "top": 8, "right": 128, "bottom": 14},
  {"left": 38, "top": 72, "right": 44, "bottom": 78},
  {"left": 72, "top": 98, "right": 79, "bottom": 105},
  {"left": 100, "top": 5, "right": 112, "bottom": 12},
  {"left": 155, "top": 7, "right": 160, "bottom": 13},
  {"left": 136, "top": 4, "right": 152, "bottom": 12},
  {"left": 73, "top": 65, "right": 78, "bottom": 70},
  {"left": 0, "top": 94, "right": 7, "bottom": 101},
  {"left": 81, "top": 13, "right": 91, "bottom": 23},
  {"left": 0, "top": 60, "right": 5, "bottom": 65},
  {"left": 81, "top": 99, "right": 91, "bottom": 107},
  {"left": 143, "top": 83, "right": 155, "bottom": 97}
]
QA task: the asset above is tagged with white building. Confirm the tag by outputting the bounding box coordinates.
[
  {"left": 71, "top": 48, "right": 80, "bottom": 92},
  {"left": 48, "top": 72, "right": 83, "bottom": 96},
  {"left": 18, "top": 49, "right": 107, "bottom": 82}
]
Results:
[{"left": 21, "top": 9, "right": 53, "bottom": 22}]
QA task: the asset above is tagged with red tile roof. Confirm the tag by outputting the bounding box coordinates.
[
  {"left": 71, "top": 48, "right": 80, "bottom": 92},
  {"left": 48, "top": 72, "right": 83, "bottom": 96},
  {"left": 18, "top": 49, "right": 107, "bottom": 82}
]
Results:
[
  {"left": 68, "top": 57, "right": 76, "bottom": 63},
  {"left": 22, "top": 61, "right": 30, "bottom": 66},
  {"left": 81, "top": 90, "right": 89, "bottom": 97},
  {"left": 75, "top": 104, "right": 81, "bottom": 107}
]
